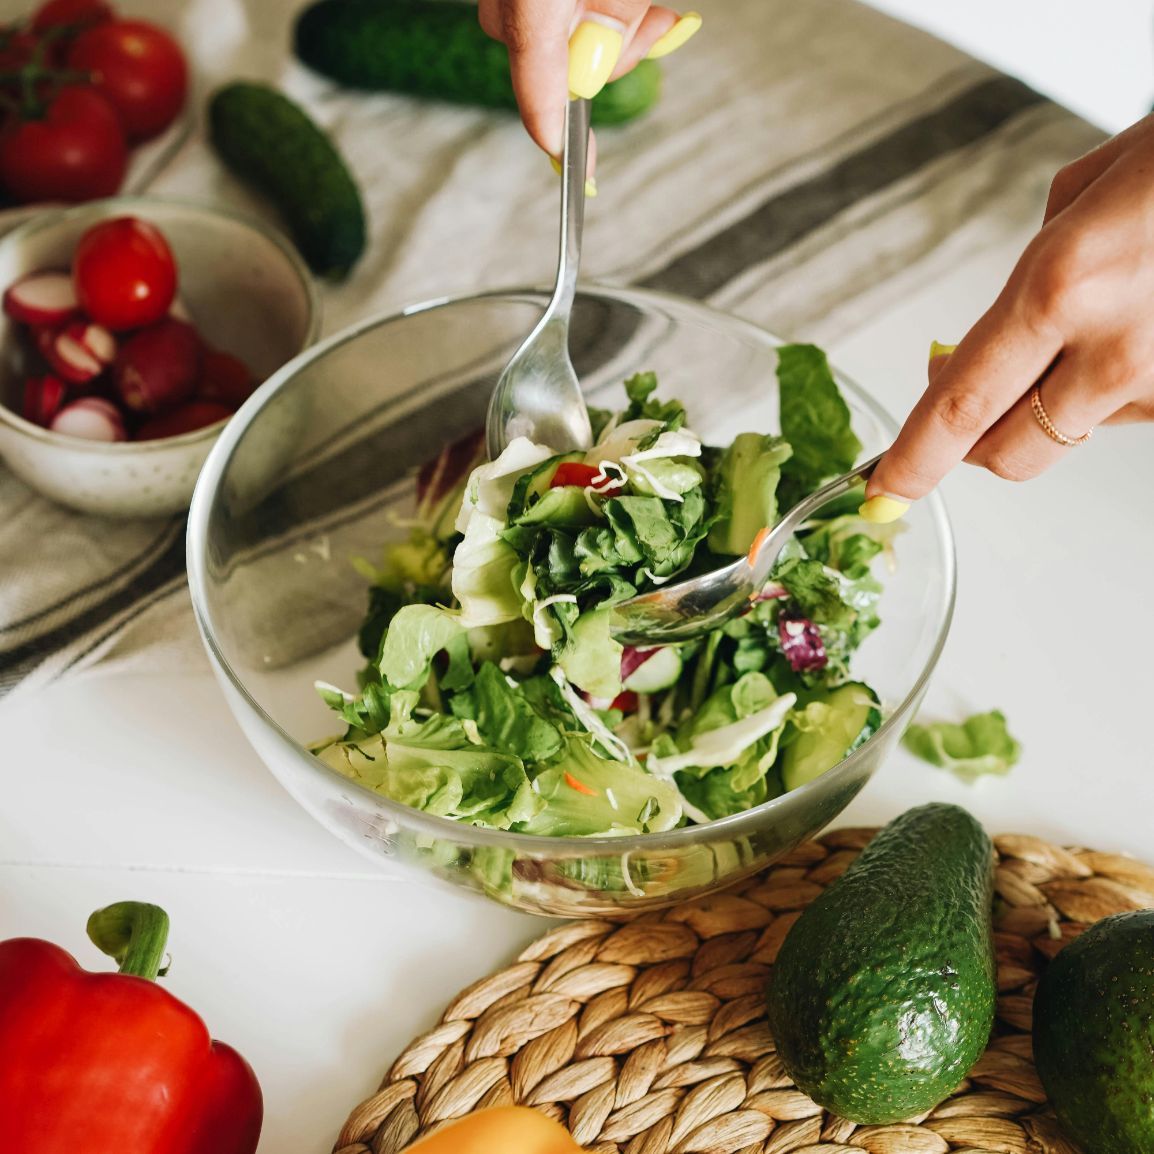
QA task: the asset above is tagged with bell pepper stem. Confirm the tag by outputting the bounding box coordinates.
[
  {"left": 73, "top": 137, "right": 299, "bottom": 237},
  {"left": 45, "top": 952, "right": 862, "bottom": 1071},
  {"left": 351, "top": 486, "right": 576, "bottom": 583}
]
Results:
[{"left": 86, "top": 902, "right": 171, "bottom": 981}]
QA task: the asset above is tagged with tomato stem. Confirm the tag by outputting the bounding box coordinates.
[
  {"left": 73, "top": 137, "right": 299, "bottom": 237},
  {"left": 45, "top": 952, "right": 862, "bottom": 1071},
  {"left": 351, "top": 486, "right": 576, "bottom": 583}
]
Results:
[{"left": 86, "top": 902, "right": 171, "bottom": 981}]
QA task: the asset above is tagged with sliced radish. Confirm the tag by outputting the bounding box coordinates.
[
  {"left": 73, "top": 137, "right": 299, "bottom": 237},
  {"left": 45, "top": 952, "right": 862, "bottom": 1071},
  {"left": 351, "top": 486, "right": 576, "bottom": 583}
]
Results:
[
  {"left": 135, "top": 399, "right": 232, "bottom": 441},
  {"left": 22, "top": 374, "right": 68, "bottom": 426},
  {"left": 50, "top": 397, "right": 126, "bottom": 442},
  {"left": 2, "top": 271, "right": 77, "bottom": 327},
  {"left": 38, "top": 322, "right": 112, "bottom": 385},
  {"left": 114, "top": 318, "right": 201, "bottom": 414},
  {"left": 168, "top": 296, "right": 194, "bottom": 323}
]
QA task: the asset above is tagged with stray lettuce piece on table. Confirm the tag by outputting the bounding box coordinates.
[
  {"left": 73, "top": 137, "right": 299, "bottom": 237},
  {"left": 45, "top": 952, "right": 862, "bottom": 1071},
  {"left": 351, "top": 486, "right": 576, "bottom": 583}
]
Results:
[{"left": 902, "top": 710, "right": 1021, "bottom": 781}]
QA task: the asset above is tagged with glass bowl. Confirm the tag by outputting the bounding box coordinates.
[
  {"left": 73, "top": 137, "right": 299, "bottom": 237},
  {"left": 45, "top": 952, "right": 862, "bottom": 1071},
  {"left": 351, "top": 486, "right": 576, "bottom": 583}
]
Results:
[{"left": 187, "top": 286, "right": 954, "bottom": 917}]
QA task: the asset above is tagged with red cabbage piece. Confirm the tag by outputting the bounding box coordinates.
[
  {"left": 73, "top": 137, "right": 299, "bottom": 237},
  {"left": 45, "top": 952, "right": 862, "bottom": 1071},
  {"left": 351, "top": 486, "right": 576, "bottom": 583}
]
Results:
[
  {"left": 416, "top": 426, "right": 485, "bottom": 514},
  {"left": 620, "top": 645, "right": 660, "bottom": 682},
  {"left": 778, "top": 612, "right": 827, "bottom": 672}
]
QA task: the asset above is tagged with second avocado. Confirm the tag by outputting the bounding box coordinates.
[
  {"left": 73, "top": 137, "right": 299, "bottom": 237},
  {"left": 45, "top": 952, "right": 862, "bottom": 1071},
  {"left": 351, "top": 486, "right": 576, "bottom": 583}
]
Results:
[{"left": 766, "top": 803, "right": 996, "bottom": 1123}]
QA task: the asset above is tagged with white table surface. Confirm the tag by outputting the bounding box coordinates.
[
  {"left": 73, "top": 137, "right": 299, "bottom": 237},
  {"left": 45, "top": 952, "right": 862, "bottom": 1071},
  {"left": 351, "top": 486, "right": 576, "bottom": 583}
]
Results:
[{"left": 3, "top": 228, "right": 1151, "bottom": 1150}]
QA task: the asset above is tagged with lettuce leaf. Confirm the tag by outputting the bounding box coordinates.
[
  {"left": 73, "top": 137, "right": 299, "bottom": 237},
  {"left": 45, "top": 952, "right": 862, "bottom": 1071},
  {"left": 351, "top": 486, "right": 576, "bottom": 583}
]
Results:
[
  {"left": 378, "top": 604, "right": 465, "bottom": 690},
  {"left": 902, "top": 710, "right": 1021, "bottom": 781},
  {"left": 777, "top": 344, "right": 862, "bottom": 502}
]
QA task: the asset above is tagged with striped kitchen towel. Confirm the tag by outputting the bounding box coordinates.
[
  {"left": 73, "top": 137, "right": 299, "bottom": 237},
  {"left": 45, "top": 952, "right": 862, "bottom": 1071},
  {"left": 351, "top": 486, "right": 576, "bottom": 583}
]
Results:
[{"left": 0, "top": 0, "right": 1104, "bottom": 703}]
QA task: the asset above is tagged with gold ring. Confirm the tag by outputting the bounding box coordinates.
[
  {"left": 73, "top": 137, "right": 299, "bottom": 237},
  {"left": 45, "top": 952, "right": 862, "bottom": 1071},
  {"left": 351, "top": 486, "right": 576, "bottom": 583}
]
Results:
[{"left": 1030, "top": 385, "right": 1092, "bottom": 447}]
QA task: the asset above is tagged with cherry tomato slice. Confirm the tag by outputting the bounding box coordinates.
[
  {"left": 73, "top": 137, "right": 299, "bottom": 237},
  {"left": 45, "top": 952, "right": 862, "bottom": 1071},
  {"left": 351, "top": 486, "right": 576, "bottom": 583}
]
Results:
[
  {"left": 549, "top": 461, "right": 623, "bottom": 495},
  {"left": 72, "top": 217, "right": 177, "bottom": 332},
  {"left": 68, "top": 19, "right": 187, "bottom": 143},
  {"left": 609, "top": 690, "right": 639, "bottom": 714}
]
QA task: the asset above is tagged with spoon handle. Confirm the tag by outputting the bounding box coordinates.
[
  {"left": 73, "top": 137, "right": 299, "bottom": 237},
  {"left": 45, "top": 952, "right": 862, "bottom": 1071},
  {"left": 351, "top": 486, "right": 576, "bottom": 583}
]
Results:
[
  {"left": 749, "top": 451, "right": 886, "bottom": 585},
  {"left": 550, "top": 97, "right": 591, "bottom": 323}
]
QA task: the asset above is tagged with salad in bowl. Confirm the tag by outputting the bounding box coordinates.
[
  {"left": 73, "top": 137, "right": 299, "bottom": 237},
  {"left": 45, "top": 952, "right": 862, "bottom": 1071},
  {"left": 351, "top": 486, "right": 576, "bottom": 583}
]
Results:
[
  {"left": 188, "top": 285, "right": 953, "bottom": 915},
  {"left": 312, "top": 344, "right": 896, "bottom": 839}
]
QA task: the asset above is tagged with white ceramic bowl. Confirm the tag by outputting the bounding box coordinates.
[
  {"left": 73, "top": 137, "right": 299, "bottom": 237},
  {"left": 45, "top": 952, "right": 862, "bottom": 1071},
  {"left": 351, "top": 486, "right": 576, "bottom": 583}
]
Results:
[{"left": 0, "top": 197, "right": 320, "bottom": 518}]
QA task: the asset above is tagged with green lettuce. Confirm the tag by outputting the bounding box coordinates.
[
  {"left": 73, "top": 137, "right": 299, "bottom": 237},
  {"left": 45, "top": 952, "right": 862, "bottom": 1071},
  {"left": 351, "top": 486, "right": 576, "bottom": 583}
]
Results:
[
  {"left": 707, "top": 433, "right": 793, "bottom": 556},
  {"left": 777, "top": 344, "right": 862, "bottom": 504},
  {"left": 902, "top": 710, "right": 1021, "bottom": 781}
]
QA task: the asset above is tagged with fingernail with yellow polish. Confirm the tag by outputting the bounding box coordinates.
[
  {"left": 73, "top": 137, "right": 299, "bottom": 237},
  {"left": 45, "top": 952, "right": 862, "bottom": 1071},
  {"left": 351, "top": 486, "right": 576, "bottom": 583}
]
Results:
[
  {"left": 929, "top": 340, "right": 957, "bottom": 362},
  {"left": 858, "top": 495, "right": 911, "bottom": 524},
  {"left": 646, "top": 11, "right": 702, "bottom": 59},
  {"left": 549, "top": 154, "right": 597, "bottom": 197},
  {"left": 568, "top": 20, "right": 623, "bottom": 99}
]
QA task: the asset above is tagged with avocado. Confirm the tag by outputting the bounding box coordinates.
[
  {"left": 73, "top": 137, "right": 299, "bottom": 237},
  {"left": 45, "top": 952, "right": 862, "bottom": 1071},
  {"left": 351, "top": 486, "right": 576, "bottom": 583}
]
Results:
[
  {"left": 765, "top": 803, "right": 996, "bottom": 1122},
  {"left": 293, "top": 0, "right": 662, "bottom": 126},
  {"left": 1033, "top": 909, "right": 1154, "bottom": 1154}
]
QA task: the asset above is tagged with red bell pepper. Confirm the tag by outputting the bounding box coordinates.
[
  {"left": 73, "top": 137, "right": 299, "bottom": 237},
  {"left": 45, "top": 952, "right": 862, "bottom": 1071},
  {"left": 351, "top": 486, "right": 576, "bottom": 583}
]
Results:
[{"left": 0, "top": 901, "right": 262, "bottom": 1154}]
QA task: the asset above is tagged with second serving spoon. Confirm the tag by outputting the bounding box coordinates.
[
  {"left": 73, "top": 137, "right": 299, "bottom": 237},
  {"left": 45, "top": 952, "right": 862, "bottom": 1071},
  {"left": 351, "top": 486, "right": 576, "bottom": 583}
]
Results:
[{"left": 486, "top": 97, "right": 594, "bottom": 461}]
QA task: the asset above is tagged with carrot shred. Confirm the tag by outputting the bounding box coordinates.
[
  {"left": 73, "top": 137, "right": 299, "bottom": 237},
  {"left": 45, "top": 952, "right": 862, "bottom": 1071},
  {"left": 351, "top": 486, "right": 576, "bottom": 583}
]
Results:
[{"left": 564, "top": 772, "right": 599, "bottom": 796}]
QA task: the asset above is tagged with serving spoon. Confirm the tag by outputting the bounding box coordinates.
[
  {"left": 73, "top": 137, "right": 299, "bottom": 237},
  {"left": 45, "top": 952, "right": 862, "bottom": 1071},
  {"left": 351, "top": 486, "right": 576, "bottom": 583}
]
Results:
[
  {"left": 609, "top": 452, "right": 885, "bottom": 645},
  {"left": 486, "top": 97, "right": 594, "bottom": 460}
]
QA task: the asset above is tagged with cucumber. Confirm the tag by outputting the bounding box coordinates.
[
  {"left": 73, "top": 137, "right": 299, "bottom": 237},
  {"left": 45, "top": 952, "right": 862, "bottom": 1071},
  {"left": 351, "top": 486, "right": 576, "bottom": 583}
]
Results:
[
  {"left": 781, "top": 682, "right": 880, "bottom": 791},
  {"left": 766, "top": 803, "right": 996, "bottom": 1123},
  {"left": 623, "top": 647, "right": 682, "bottom": 693},
  {"left": 208, "top": 83, "right": 366, "bottom": 280},
  {"left": 293, "top": 0, "right": 662, "bottom": 126}
]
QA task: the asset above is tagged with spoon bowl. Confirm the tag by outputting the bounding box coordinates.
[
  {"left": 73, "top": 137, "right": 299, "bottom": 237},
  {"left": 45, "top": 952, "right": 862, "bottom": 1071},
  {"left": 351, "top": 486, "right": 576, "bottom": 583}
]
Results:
[{"left": 610, "top": 453, "right": 884, "bottom": 645}]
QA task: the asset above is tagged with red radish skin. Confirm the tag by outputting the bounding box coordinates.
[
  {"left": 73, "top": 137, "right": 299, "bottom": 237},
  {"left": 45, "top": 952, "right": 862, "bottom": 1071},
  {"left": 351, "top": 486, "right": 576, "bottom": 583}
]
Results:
[
  {"left": 114, "top": 318, "right": 201, "bottom": 413},
  {"left": 196, "top": 349, "right": 256, "bottom": 408},
  {"left": 50, "top": 396, "right": 126, "bottom": 441},
  {"left": 62, "top": 319, "right": 116, "bottom": 366},
  {"left": 135, "top": 400, "right": 232, "bottom": 441},
  {"left": 22, "top": 375, "right": 68, "bottom": 426},
  {"left": 3, "top": 272, "right": 77, "bottom": 327}
]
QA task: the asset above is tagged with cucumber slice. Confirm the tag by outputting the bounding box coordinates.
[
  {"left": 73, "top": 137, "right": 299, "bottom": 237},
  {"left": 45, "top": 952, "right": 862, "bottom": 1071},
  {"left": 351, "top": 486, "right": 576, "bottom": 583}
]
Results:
[
  {"left": 781, "top": 682, "right": 881, "bottom": 791},
  {"left": 513, "top": 485, "right": 595, "bottom": 528},
  {"left": 623, "top": 646, "right": 683, "bottom": 693}
]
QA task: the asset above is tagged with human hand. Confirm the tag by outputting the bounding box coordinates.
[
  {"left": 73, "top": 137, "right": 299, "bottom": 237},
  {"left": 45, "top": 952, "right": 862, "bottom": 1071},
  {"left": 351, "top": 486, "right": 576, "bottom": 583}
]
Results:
[
  {"left": 477, "top": 1, "right": 701, "bottom": 159},
  {"left": 862, "top": 113, "right": 1154, "bottom": 522}
]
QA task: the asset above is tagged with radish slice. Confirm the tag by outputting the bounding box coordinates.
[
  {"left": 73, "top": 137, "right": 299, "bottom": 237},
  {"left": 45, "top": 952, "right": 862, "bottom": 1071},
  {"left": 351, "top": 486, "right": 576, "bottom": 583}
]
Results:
[
  {"left": 65, "top": 320, "right": 116, "bottom": 367},
  {"left": 50, "top": 397, "right": 126, "bottom": 442},
  {"left": 2, "top": 272, "right": 77, "bottom": 327},
  {"left": 168, "top": 296, "right": 194, "bottom": 323},
  {"left": 39, "top": 325, "right": 102, "bottom": 384},
  {"left": 22, "top": 374, "right": 68, "bottom": 426}
]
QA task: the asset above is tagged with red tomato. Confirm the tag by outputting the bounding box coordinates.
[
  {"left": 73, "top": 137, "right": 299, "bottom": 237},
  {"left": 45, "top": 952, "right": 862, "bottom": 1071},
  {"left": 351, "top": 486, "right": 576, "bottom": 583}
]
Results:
[
  {"left": 31, "top": 0, "right": 114, "bottom": 34},
  {"left": 73, "top": 217, "right": 177, "bottom": 331},
  {"left": 68, "top": 20, "right": 187, "bottom": 143},
  {"left": 0, "top": 86, "right": 126, "bottom": 205},
  {"left": 550, "top": 462, "right": 600, "bottom": 488},
  {"left": 550, "top": 460, "right": 624, "bottom": 495},
  {"left": 609, "top": 690, "right": 639, "bottom": 714}
]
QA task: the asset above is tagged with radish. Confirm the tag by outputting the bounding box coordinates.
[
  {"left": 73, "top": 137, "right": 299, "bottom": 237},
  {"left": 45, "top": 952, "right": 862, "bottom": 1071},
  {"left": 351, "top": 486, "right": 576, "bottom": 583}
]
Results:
[
  {"left": 2, "top": 271, "right": 77, "bottom": 327},
  {"left": 38, "top": 320, "right": 116, "bottom": 385},
  {"left": 135, "top": 399, "right": 232, "bottom": 441},
  {"left": 196, "top": 349, "right": 256, "bottom": 409},
  {"left": 114, "top": 318, "right": 201, "bottom": 413},
  {"left": 22, "top": 374, "right": 68, "bottom": 426},
  {"left": 50, "top": 397, "right": 126, "bottom": 442}
]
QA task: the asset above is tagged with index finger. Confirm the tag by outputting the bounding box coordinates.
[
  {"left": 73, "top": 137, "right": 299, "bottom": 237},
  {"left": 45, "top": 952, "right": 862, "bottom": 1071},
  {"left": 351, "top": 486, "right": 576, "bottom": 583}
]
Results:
[
  {"left": 482, "top": 0, "right": 574, "bottom": 156},
  {"left": 866, "top": 290, "right": 1063, "bottom": 502}
]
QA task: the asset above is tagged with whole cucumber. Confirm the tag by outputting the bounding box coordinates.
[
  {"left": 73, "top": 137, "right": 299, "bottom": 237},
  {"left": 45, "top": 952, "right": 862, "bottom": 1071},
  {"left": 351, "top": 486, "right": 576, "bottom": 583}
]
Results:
[
  {"left": 208, "top": 82, "right": 366, "bottom": 280},
  {"left": 293, "top": 0, "right": 662, "bottom": 126},
  {"left": 765, "top": 803, "right": 996, "bottom": 1123}
]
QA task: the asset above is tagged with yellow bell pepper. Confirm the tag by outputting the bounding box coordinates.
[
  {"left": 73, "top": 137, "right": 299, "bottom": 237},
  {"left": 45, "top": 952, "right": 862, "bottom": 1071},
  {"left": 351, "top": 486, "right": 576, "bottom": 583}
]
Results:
[{"left": 408, "top": 1107, "right": 583, "bottom": 1153}]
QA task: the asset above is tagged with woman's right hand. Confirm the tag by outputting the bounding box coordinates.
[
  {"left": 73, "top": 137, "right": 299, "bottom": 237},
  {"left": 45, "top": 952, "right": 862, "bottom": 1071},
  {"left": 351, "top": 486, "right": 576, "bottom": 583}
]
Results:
[{"left": 864, "top": 112, "right": 1154, "bottom": 520}]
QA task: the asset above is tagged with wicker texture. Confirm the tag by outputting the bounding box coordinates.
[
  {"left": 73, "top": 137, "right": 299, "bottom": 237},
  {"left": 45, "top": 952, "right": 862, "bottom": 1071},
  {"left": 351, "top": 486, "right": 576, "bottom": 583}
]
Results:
[{"left": 335, "top": 828, "right": 1154, "bottom": 1154}]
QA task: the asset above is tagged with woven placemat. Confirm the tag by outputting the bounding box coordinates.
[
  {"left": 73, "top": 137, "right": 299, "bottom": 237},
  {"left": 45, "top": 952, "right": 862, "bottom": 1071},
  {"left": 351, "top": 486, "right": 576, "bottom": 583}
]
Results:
[{"left": 335, "top": 828, "right": 1154, "bottom": 1154}]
